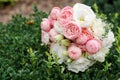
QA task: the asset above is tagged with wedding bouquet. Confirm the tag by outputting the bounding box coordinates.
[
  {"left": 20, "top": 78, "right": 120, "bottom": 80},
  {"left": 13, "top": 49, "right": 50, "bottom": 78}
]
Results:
[{"left": 41, "top": 3, "right": 115, "bottom": 73}]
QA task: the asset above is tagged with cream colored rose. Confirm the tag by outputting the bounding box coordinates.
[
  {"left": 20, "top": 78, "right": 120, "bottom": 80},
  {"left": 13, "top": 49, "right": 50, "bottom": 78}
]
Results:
[{"left": 92, "top": 19, "right": 105, "bottom": 39}]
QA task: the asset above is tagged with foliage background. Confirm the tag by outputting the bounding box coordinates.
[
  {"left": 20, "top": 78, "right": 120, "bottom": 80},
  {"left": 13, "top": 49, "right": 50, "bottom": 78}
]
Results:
[
  {"left": 0, "top": 0, "right": 17, "bottom": 8},
  {"left": 0, "top": 0, "right": 120, "bottom": 80}
]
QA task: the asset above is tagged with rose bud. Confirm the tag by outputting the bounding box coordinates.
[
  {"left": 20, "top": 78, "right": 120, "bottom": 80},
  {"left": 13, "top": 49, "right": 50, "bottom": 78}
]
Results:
[
  {"left": 60, "top": 39, "right": 71, "bottom": 46},
  {"left": 54, "top": 34, "right": 64, "bottom": 42},
  {"left": 49, "top": 7, "right": 61, "bottom": 20},
  {"left": 67, "top": 58, "right": 72, "bottom": 63},
  {"left": 86, "top": 39, "right": 102, "bottom": 54},
  {"left": 63, "top": 51, "right": 68, "bottom": 56},
  {"left": 68, "top": 44, "right": 82, "bottom": 60},
  {"left": 41, "top": 18, "right": 52, "bottom": 32}
]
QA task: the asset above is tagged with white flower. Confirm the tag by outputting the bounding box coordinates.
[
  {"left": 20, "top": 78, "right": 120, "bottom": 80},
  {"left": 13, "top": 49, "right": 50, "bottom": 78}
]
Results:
[
  {"left": 88, "top": 47, "right": 109, "bottom": 62},
  {"left": 54, "top": 21, "right": 64, "bottom": 34},
  {"left": 67, "top": 57, "right": 94, "bottom": 73},
  {"left": 50, "top": 43, "right": 68, "bottom": 64},
  {"left": 92, "top": 19, "right": 105, "bottom": 39},
  {"left": 73, "top": 3, "right": 96, "bottom": 27},
  {"left": 102, "top": 30, "right": 115, "bottom": 48},
  {"left": 88, "top": 30, "right": 115, "bottom": 62},
  {"left": 41, "top": 31, "right": 49, "bottom": 45}
]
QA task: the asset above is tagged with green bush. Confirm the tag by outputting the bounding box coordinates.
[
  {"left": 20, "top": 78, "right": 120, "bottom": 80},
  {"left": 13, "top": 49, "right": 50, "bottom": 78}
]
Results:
[
  {"left": 0, "top": 5, "right": 120, "bottom": 80},
  {"left": 83, "top": 0, "right": 120, "bottom": 13},
  {"left": 0, "top": 0, "right": 17, "bottom": 8}
]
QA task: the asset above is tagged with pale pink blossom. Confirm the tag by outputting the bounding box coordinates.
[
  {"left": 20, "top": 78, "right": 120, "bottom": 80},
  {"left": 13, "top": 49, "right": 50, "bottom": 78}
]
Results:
[
  {"left": 41, "top": 18, "right": 52, "bottom": 32},
  {"left": 58, "top": 6, "right": 73, "bottom": 26},
  {"left": 86, "top": 39, "right": 102, "bottom": 54},
  {"left": 64, "top": 21, "right": 81, "bottom": 40},
  {"left": 49, "top": 28, "right": 58, "bottom": 42},
  {"left": 48, "top": 17, "right": 56, "bottom": 27},
  {"left": 49, "top": 7, "right": 61, "bottom": 20},
  {"left": 68, "top": 44, "right": 82, "bottom": 60}
]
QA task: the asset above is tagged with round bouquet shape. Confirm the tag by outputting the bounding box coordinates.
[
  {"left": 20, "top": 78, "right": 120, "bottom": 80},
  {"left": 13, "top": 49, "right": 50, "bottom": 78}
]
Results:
[{"left": 41, "top": 3, "right": 115, "bottom": 73}]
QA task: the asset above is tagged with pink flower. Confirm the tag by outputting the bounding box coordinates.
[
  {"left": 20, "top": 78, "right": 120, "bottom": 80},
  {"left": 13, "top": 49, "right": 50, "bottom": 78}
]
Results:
[
  {"left": 41, "top": 18, "right": 52, "bottom": 32},
  {"left": 86, "top": 39, "right": 102, "bottom": 54},
  {"left": 81, "top": 28, "right": 93, "bottom": 39},
  {"left": 49, "top": 7, "right": 61, "bottom": 20},
  {"left": 49, "top": 28, "right": 58, "bottom": 42},
  {"left": 78, "top": 44, "right": 87, "bottom": 52},
  {"left": 64, "top": 21, "right": 81, "bottom": 40},
  {"left": 75, "top": 28, "right": 93, "bottom": 44},
  {"left": 41, "top": 31, "right": 49, "bottom": 44},
  {"left": 75, "top": 33, "right": 89, "bottom": 45},
  {"left": 48, "top": 17, "right": 56, "bottom": 27},
  {"left": 58, "top": 6, "right": 73, "bottom": 26},
  {"left": 68, "top": 44, "right": 82, "bottom": 60}
]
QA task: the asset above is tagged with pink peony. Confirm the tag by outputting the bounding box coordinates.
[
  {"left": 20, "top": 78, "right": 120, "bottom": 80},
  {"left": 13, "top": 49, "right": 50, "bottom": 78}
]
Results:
[
  {"left": 64, "top": 21, "right": 81, "bottom": 40},
  {"left": 49, "top": 28, "right": 58, "bottom": 42},
  {"left": 49, "top": 7, "right": 61, "bottom": 20},
  {"left": 81, "top": 28, "right": 93, "bottom": 39},
  {"left": 41, "top": 18, "right": 52, "bottom": 32},
  {"left": 58, "top": 6, "right": 73, "bottom": 26},
  {"left": 68, "top": 44, "right": 82, "bottom": 60},
  {"left": 86, "top": 39, "right": 102, "bottom": 54},
  {"left": 75, "top": 33, "right": 89, "bottom": 45}
]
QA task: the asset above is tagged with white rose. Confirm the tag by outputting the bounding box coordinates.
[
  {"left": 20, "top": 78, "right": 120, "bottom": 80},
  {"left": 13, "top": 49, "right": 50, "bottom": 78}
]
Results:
[
  {"left": 73, "top": 3, "right": 96, "bottom": 27},
  {"left": 50, "top": 43, "right": 68, "bottom": 64},
  {"left": 88, "top": 47, "right": 109, "bottom": 62},
  {"left": 67, "top": 57, "right": 94, "bottom": 73}
]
